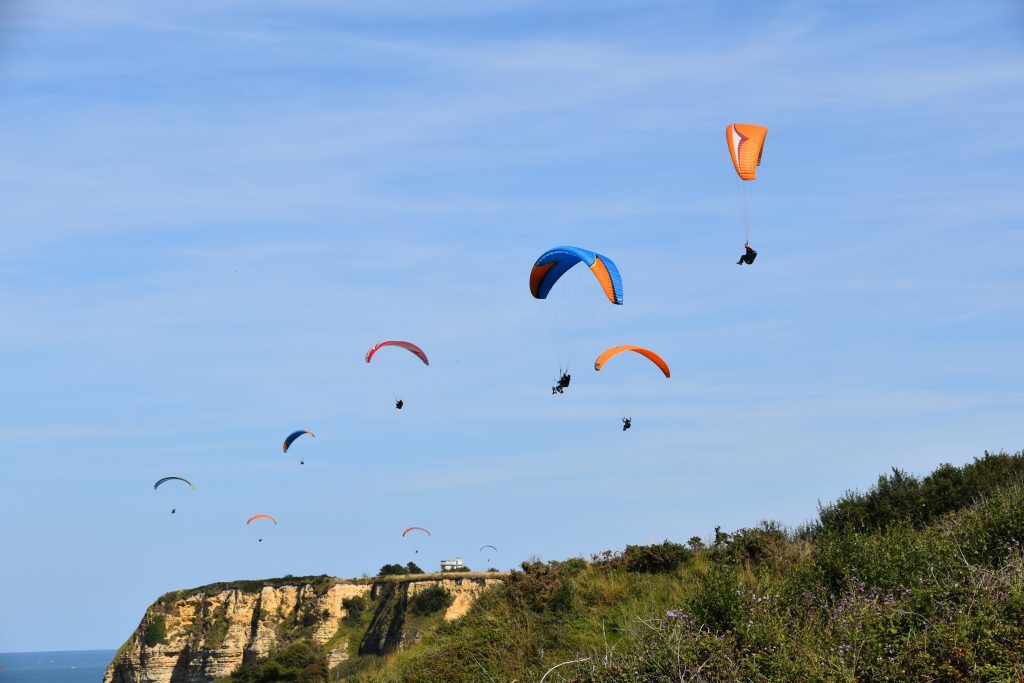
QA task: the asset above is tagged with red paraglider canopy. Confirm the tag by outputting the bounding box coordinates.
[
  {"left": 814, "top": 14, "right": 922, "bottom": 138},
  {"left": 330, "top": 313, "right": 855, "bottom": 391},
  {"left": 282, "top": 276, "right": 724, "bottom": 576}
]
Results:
[
  {"left": 365, "top": 341, "right": 429, "bottom": 366},
  {"left": 246, "top": 514, "right": 277, "bottom": 525}
]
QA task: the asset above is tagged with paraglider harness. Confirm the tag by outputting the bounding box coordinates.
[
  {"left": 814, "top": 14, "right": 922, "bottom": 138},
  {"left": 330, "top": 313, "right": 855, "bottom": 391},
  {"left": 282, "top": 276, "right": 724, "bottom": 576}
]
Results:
[
  {"left": 622, "top": 417, "right": 631, "bottom": 431},
  {"left": 395, "top": 398, "right": 404, "bottom": 410},
  {"left": 552, "top": 372, "right": 571, "bottom": 395},
  {"left": 736, "top": 242, "right": 757, "bottom": 265}
]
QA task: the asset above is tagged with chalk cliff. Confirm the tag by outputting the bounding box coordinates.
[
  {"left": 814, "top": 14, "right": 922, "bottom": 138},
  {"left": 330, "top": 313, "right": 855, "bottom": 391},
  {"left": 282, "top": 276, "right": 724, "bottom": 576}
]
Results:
[{"left": 104, "top": 573, "right": 503, "bottom": 683}]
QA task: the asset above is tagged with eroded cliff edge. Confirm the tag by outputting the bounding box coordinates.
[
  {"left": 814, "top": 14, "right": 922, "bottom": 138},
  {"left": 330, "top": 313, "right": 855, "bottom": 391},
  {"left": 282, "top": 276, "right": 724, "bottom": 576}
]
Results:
[{"left": 105, "top": 573, "right": 503, "bottom": 683}]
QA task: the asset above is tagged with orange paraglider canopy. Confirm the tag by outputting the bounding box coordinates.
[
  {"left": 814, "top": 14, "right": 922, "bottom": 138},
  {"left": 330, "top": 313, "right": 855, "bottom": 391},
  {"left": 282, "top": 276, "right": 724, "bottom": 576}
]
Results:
[
  {"left": 726, "top": 123, "right": 768, "bottom": 181},
  {"left": 594, "top": 346, "right": 670, "bottom": 378}
]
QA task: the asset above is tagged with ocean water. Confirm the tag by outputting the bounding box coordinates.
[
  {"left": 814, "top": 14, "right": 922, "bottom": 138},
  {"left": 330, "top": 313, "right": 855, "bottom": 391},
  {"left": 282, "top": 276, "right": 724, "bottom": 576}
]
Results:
[{"left": 0, "top": 650, "right": 114, "bottom": 682}]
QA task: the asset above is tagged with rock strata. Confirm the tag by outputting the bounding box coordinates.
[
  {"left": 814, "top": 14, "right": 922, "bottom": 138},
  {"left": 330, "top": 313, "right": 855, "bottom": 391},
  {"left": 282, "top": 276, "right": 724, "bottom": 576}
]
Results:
[{"left": 105, "top": 574, "right": 503, "bottom": 683}]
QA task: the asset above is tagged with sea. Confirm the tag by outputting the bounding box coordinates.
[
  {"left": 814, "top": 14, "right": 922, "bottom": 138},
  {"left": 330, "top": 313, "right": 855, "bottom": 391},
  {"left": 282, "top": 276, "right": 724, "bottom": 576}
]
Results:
[{"left": 0, "top": 650, "right": 114, "bottom": 682}]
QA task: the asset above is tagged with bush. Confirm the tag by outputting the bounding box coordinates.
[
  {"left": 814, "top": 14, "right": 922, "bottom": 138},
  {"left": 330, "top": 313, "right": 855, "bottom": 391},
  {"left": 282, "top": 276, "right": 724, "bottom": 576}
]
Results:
[
  {"left": 727, "top": 521, "right": 795, "bottom": 569},
  {"left": 405, "top": 562, "right": 424, "bottom": 575},
  {"left": 623, "top": 540, "right": 691, "bottom": 573},
  {"left": 686, "top": 565, "right": 741, "bottom": 633},
  {"left": 341, "top": 595, "right": 367, "bottom": 624},
  {"left": 231, "top": 640, "right": 327, "bottom": 682},
  {"left": 817, "top": 451, "right": 1024, "bottom": 536},
  {"left": 505, "top": 561, "right": 564, "bottom": 612},
  {"left": 143, "top": 615, "right": 167, "bottom": 647},
  {"left": 378, "top": 563, "right": 407, "bottom": 577},
  {"left": 408, "top": 585, "right": 454, "bottom": 616}
]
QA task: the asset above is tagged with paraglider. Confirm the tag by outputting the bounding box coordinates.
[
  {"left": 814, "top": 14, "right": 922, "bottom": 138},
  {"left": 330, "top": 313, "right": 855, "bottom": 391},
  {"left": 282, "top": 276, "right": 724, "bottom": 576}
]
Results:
[
  {"left": 531, "top": 246, "right": 623, "bottom": 390},
  {"left": 594, "top": 346, "right": 669, "bottom": 431},
  {"left": 283, "top": 430, "right": 314, "bottom": 454},
  {"left": 479, "top": 545, "right": 497, "bottom": 553},
  {"left": 154, "top": 477, "right": 194, "bottom": 515},
  {"left": 726, "top": 123, "right": 768, "bottom": 261},
  {"left": 403, "top": 526, "right": 429, "bottom": 554},
  {"left": 247, "top": 514, "right": 277, "bottom": 544},
  {"left": 366, "top": 341, "right": 428, "bottom": 408}
]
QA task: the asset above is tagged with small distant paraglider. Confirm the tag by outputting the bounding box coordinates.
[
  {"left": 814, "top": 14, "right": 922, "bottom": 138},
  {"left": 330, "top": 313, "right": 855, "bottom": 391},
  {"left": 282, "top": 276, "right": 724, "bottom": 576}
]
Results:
[
  {"left": 154, "top": 477, "right": 195, "bottom": 515},
  {"left": 247, "top": 514, "right": 277, "bottom": 543},
  {"left": 283, "top": 430, "right": 313, "bottom": 464},
  {"left": 594, "top": 346, "right": 669, "bottom": 431},
  {"left": 366, "top": 341, "right": 428, "bottom": 410},
  {"left": 403, "top": 526, "right": 430, "bottom": 554}
]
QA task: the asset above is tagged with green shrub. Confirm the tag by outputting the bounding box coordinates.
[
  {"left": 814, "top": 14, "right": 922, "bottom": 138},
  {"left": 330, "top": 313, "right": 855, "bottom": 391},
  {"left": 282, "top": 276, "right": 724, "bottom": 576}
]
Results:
[
  {"left": 594, "top": 541, "right": 690, "bottom": 573},
  {"left": 404, "top": 562, "right": 424, "bottom": 575},
  {"left": 727, "top": 520, "right": 795, "bottom": 569},
  {"left": 378, "top": 563, "right": 407, "bottom": 577},
  {"left": 408, "top": 585, "right": 453, "bottom": 616},
  {"left": 505, "top": 561, "right": 564, "bottom": 612},
  {"left": 817, "top": 450, "right": 1024, "bottom": 536},
  {"left": 622, "top": 540, "right": 691, "bottom": 573},
  {"left": 686, "top": 565, "right": 741, "bottom": 633},
  {"left": 231, "top": 640, "right": 327, "bottom": 682},
  {"left": 341, "top": 595, "right": 367, "bottom": 624},
  {"left": 143, "top": 615, "right": 167, "bottom": 647}
]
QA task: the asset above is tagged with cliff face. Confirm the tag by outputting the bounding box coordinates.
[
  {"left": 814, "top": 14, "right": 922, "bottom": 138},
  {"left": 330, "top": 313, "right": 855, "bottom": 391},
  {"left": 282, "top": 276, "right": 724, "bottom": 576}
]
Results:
[{"left": 105, "top": 574, "right": 503, "bottom": 683}]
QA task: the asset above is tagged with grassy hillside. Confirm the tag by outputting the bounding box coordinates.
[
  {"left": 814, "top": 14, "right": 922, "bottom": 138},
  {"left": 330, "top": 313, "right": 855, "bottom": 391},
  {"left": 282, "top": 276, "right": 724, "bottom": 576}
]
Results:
[{"left": 229, "top": 450, "right": 1024, "bottom": 682}]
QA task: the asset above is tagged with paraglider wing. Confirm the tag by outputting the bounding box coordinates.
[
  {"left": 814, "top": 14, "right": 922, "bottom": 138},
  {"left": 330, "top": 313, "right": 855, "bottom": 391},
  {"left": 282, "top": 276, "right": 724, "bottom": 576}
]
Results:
[
  {"left": 154, "top": 476, "right": 195, "bottom": 491},
  {"left": 726, "top": 123, "right": 768, "bottom": 181},
  {"left": 479, "top": 545, "right": 498, "bottom": 553},
  {"left": 402, "top": 526, "right": 431, "bottom": 537},
  {"left": 593, "top": 346, "right": 670, "bottom": 378},
  {"left": 283, "top": 429, "right": 314, "bottom": 453},
  {"left": 530, "top": 246, "right": 623, "bottom": 305},
  {"left": 246, "top": 514, "right": 277, "bottom": 525},
  {"left": 365, "top": 341, "right": 429, "bottom": 365}
]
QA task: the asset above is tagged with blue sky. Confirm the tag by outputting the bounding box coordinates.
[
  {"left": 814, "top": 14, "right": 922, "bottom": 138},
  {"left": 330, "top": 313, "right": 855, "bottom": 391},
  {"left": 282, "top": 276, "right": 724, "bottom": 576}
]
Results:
[{"left": 1, "top": 0, "right": 1022, "bottom": 652}]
